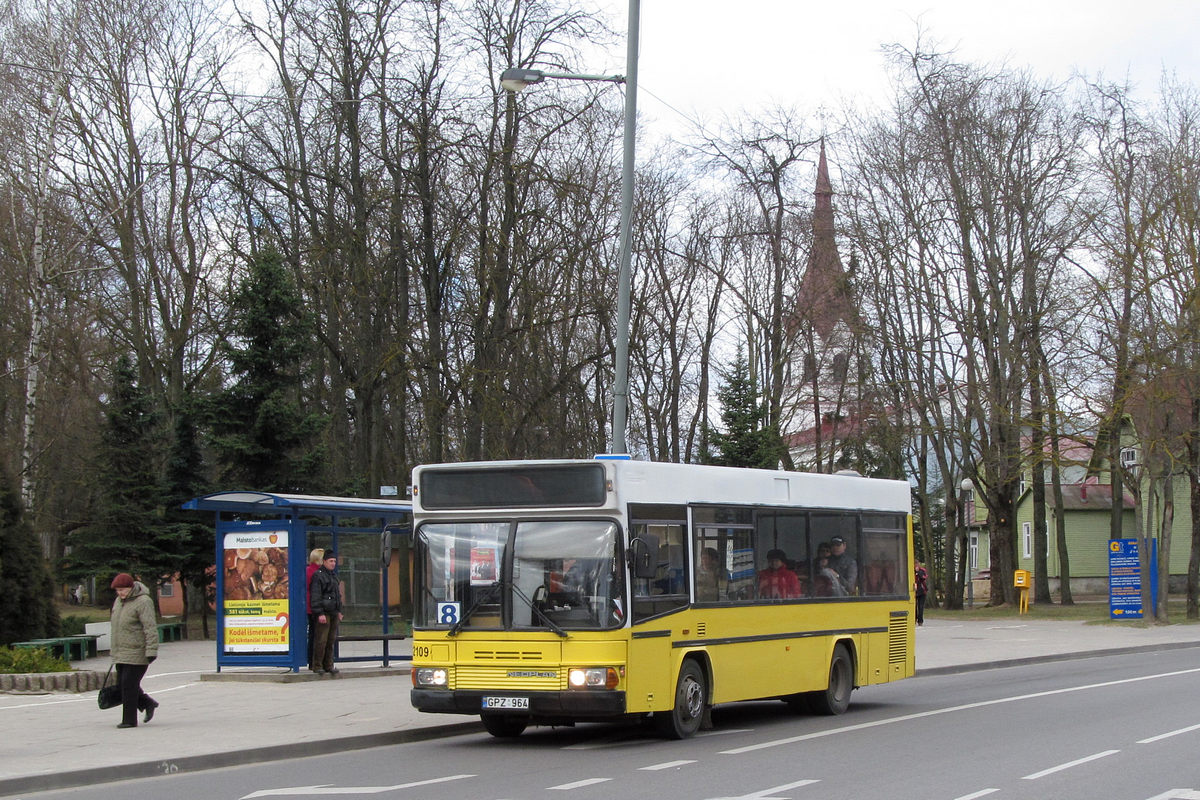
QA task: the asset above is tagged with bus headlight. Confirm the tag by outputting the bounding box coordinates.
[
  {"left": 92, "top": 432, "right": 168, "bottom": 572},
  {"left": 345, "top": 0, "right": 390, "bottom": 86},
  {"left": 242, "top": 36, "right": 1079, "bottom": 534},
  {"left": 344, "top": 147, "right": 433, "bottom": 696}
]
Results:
[
  {"left": 568, "top": 667, "right": 620, "bottom": 689},
  {"left": 414, "top": 667, "right": 448, "bottom": 687}
]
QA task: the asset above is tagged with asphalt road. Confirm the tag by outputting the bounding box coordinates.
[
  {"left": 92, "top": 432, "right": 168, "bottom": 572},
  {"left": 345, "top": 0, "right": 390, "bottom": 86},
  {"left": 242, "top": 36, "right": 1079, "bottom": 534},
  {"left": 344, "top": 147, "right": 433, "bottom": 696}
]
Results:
[{"left": 19, "top": 649, "right": 1200, "bottom": 800}]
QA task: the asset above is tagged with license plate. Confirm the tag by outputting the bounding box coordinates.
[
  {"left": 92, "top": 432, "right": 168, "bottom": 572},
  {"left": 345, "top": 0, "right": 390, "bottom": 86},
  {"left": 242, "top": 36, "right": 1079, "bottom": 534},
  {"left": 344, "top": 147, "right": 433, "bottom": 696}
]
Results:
[{"left": 482, "top": 696, "right": 529, "bottom": 710}]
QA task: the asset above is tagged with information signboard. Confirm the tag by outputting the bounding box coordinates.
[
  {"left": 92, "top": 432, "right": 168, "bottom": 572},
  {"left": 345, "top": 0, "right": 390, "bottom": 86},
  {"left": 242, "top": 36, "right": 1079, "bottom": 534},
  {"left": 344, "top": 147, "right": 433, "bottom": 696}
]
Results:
[{"left": 1108, "top": 538, "right": 1143, "bottom": 619}]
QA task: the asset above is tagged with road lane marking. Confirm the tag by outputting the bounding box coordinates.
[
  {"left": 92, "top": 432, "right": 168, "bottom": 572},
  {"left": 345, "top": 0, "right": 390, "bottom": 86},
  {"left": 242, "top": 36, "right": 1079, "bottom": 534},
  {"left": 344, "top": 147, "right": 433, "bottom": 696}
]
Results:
[
  {"left": 1139, "top": 723, "right": 1200, "bottom": 744},
  {"left": 145, "top": 670, "right": 206, "bottom": 679},
  {"left": 1145, "top": 791, "right": 1200, "bottom": 800},
  {"left": 952, "top": 790, "right": 999, "bottom": 800},
  {"left": 706, "top": 778, "right": 819, "bottom": 799},
  {"left": 548, "top": 778, "right": 612, "bottom": 790},
  {"left": 640, "top": 760, "right": 697, "bottom": 770},
  {"left": 240, "top": 774, "right": 475, "bottom": 798},
  {"left": 721, "top": 667, "right": 1200, "bottom": 754},
  {"left": 0, "top": 697, "right": 84, "bottom": 710},
  {"left": 1021, "top": 749, "right": 1119, "bottom": 780},
  {"left": 561, "top": 727, "right": 751, "bottom": 750},
  {"left": 562, "top": 735, "right": 644, "bottom": 750}
]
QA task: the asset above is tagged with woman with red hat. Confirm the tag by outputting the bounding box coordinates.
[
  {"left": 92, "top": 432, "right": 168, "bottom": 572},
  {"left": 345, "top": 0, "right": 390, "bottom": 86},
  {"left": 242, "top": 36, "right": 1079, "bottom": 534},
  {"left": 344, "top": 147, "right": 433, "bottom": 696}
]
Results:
[{"left": 109, "top": 573, "right": 159, "bottom": 728}]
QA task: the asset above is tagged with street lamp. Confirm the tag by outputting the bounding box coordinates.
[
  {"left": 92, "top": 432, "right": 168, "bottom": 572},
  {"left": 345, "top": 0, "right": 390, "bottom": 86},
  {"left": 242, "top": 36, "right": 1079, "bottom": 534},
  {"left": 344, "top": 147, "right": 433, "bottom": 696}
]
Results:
[
  {"left": 960, "top": 478, "right": 974, "bottom": 608},
  {"left": 499, "top": 68, "right": 624, "bottom": 92},
  {"left": 498, "top": 0, "right": 640, "bottom": 455}
]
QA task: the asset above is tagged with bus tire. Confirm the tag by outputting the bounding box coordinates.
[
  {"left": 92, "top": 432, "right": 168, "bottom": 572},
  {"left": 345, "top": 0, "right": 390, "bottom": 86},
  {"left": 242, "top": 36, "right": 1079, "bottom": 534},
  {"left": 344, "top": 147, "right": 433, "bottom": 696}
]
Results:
[
  {"left": 657, "top": 660, "right": 706, "bottom": 739},
  {"left": 481, "top": 715, "right": 527, "bottom": 738},
  {"left": 809, "top": 643, "right": 853, "bottom": 716}
]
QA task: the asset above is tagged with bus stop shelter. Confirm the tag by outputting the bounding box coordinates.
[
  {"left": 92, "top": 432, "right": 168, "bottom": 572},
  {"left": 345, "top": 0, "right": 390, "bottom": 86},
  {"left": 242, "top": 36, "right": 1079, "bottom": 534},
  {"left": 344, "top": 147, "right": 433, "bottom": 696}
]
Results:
[{"left": 183, "top": 492, "right": 413, "bottom": 672}]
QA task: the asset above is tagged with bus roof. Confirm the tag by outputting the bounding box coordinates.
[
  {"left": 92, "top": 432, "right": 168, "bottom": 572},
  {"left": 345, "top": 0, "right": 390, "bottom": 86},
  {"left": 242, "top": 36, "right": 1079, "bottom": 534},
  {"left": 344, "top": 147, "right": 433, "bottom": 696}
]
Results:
[{"left": 412, "top": 460, "right": 911, "bottom": 514}]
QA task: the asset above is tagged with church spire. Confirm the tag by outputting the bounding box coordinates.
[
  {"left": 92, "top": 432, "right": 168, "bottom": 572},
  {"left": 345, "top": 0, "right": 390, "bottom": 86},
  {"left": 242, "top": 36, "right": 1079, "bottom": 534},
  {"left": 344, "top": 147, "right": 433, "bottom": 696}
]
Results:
[{"left": 794, "top": 139, "right": 856, "bottom": 338}]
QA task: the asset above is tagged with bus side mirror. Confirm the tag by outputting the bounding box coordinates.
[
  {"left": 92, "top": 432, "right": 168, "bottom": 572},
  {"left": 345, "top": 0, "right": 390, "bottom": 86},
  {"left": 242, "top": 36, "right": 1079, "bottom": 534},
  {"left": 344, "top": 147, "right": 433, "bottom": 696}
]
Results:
[{"left": 628, "top": 535, "right": 659, "bottom": 579}]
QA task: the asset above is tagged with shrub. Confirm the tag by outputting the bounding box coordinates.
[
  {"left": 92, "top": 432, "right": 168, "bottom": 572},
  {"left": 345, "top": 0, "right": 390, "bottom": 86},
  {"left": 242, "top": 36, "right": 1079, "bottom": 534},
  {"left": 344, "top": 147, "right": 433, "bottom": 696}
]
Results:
[
  {"left": 59, "top": 616, "right": 87, "bottom": 636},
  {"left": 0, "top": 646, "right": 73, "bottom": 674}
]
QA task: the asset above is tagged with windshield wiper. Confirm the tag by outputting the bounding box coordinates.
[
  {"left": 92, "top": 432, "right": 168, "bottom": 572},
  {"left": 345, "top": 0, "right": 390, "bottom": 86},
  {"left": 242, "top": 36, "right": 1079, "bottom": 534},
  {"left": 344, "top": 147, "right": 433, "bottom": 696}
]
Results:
[
  {"left": 510, "top": 583, "right": 568, "bottom": 638},
  {"left": 447, "top": 584, "right": 499, "bottom": 636}
]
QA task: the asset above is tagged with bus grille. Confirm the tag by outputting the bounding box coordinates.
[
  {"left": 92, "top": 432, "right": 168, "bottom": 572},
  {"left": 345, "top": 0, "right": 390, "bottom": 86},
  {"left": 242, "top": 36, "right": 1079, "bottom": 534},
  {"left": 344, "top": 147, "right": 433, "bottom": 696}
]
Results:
[
  {"left": 455, "top": 665, "right": 565, "bottom": 691},
  {"left": 888, "top": 616, "right": 908, "bottom": 664},
  {"left": 471, "top": 649, "right": 545, "bottom": 661}
]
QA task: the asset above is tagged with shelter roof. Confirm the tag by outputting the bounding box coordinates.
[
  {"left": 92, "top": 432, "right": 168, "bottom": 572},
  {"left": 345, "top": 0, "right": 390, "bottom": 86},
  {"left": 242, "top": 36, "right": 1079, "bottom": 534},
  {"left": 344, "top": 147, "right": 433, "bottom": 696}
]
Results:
[{"left": 182, "top": 491, "right": 411, "bottom": 516}]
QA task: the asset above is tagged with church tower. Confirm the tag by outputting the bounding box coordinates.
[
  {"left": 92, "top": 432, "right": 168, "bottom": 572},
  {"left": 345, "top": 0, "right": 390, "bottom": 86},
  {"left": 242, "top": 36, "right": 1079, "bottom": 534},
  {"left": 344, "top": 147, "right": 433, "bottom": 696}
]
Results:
[{"left": 783, "top": 140, "right": 868, "bottom": 471}]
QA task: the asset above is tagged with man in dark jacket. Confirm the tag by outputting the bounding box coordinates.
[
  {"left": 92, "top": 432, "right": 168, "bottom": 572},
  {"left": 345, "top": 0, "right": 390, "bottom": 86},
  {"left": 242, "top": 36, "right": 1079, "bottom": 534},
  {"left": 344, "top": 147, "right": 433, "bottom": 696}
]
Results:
[{"left": 308, "top": 551, "right": 344, "bottom": 675}]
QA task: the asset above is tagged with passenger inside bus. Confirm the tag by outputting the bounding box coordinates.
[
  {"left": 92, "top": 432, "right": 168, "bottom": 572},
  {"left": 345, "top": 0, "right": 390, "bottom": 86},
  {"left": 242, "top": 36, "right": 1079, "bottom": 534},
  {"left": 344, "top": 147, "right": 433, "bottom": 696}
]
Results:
[
  {"left": 812, "top": 548, "right": 846, "bottom": 597},
  {"left": 695, "top": 547, "right": 726, "bottom": 601},
  {"left": 757, "top": 549, "right": 800, "bottom": 599},
  {"left": 826, "top": 535, "right": 858, "bottom": 595}
]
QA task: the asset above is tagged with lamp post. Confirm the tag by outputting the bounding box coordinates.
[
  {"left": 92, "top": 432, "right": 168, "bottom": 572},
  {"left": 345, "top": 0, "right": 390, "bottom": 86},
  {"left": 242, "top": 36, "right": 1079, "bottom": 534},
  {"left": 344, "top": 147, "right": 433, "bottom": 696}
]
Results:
[
  {"left": 499, "top": 0, "right": 640, "bottom": 455},
  {"left": 961, "top": 478, "right": 974, "bottom": 608}
]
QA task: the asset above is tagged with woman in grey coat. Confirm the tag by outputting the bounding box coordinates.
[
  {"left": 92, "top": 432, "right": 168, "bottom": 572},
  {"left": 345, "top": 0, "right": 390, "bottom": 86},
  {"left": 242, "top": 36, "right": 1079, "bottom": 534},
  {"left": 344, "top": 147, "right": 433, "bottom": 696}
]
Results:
[{"left": 109, "top": 573, "right": 159, "bottom": 728}]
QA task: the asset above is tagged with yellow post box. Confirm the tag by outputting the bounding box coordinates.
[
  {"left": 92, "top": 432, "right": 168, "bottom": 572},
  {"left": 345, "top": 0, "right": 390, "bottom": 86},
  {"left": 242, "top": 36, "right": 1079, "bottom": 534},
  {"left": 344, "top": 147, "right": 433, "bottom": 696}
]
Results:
[{"left": 1013, "top": 569, "right": 1031, "bottom": 613}]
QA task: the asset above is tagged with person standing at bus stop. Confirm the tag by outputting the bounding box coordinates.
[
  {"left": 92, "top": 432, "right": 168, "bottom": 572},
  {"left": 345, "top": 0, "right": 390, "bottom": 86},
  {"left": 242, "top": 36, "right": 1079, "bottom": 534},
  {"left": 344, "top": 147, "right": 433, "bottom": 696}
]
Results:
[
  {"left": 309, "top": 551, "right": 344, "bottom": 675},
  {"left": 305, "top": 549, "right": 324, "bottom": 671}
]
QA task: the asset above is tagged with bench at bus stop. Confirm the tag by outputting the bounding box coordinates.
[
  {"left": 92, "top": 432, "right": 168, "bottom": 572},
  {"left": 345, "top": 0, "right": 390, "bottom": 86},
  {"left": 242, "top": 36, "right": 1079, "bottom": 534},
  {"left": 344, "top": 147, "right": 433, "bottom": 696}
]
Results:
[
  {"left": 11, "top": 635, "right": 99, "bottom": 661},
  {"left": 336, "top": 631, "right": 409, "bottom": 667}
]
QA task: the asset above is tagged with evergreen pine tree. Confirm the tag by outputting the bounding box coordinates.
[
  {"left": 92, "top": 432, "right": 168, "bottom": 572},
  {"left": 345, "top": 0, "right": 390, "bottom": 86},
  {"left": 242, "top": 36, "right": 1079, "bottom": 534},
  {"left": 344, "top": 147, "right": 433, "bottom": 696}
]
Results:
[
  {"left": 703, "top": 350, "right": 784, "bottom": 469},
  {"left": 209, "top": 247, "right": 327, "bottom": 492},
  {"left": 163, "top": 397, "right": 216, "bottom": 636},
  {"left": 65, "top": 355, "right": 175, "bottom": 587},
  {"left": 0, "top": 464, "right": 60, "bottom": 644}
]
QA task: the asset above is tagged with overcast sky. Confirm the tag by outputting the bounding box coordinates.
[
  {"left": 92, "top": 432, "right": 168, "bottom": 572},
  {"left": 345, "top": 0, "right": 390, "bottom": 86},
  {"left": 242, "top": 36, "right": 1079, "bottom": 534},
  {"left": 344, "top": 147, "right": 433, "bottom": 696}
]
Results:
[{"left": 590, "top": 0, "right": 1199, "bottom": 137}]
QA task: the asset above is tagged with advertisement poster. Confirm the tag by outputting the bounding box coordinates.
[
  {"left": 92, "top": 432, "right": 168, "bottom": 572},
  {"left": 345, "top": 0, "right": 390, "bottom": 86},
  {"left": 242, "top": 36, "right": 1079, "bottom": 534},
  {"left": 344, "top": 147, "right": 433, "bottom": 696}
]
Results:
[
  {"left": 470, "top": 547, "right": 498, "bottom": 585},
  {"left": 223, "top": 531, "right": 290, "bottom": 653},
  {"left": 1109, "top": 538, "right": 1143, "bottom": 619}
]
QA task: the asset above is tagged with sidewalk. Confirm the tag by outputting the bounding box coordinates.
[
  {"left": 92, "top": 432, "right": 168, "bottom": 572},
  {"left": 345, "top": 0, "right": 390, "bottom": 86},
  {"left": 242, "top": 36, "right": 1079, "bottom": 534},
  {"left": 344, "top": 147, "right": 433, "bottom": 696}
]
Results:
[{"left": 4, "top": 619, "right": 1200, "bottom": 795}]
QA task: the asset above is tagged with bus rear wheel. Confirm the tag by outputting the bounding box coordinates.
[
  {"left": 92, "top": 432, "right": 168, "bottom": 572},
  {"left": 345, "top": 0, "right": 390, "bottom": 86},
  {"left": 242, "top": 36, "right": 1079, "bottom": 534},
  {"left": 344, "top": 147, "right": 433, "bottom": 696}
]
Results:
[
  {"left": 657, "top": 660, "right": 706, "bottom": 739},
  {"left": 809, "top": 643, "right": 853, "bottom": 716},
  {"left": 481, "top": 714, "right": 528, "bottom": 738}
]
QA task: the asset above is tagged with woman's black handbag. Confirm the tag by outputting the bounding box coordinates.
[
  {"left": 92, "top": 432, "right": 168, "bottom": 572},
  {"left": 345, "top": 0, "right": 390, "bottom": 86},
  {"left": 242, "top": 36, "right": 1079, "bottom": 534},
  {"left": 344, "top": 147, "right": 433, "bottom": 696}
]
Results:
[{"left": 97, "top": 666, "right": 120, "bottom": 710}]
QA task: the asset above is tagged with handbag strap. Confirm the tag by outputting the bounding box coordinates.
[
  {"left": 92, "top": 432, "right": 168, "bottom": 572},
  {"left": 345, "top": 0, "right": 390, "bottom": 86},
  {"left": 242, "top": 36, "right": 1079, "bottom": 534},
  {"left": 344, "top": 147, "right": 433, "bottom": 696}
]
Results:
[{"left": 101, "top": 664, "right": 114, "bottom": 688}]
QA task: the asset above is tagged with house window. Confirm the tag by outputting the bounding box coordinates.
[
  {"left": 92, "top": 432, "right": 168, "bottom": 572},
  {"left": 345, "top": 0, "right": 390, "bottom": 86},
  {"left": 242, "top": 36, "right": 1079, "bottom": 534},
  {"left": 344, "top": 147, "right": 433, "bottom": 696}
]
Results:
[
  {"left": 969, "top": 532, "right": 978, "bottom": 570},
  {"left": 1022, "top": 522, "right": 1032, "bottom": 559},
  {"left": 159, "top": 582, "right": 175, "bottom": 598}
]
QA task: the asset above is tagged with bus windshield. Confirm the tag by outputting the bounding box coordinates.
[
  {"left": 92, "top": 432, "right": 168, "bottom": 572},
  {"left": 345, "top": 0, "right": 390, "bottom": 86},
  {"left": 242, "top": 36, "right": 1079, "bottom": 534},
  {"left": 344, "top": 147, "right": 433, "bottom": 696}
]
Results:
[{"left": 416, "top": 520, "right": 623, "bottom": 632}]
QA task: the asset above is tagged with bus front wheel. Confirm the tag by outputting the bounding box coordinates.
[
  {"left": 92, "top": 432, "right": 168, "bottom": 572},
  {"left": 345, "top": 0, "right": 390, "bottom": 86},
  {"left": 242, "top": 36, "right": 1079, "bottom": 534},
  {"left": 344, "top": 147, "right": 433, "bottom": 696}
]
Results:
[
  {"left": 657, "top": 660, "right": 706, "bottom": 739},
  {"left": 481, "top": 714, "right": 527, "bottom": 738},
  {"left": 809, "top": 643, "right": 853, "bottom": 716}
]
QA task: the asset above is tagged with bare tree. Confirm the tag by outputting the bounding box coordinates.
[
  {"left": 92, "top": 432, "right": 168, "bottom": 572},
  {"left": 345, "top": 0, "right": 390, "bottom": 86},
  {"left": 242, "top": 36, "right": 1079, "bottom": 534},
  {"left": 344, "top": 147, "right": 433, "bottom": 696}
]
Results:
[{"left": 692, "top": 109, "right": 818, "bottom": 468}]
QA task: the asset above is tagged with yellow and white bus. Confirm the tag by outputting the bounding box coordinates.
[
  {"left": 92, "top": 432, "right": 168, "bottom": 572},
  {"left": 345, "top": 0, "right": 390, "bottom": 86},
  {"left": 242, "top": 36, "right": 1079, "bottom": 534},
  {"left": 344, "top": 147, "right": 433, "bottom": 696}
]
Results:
[{"left": 409, "top": 459, "right": 914, "bottom": 738}]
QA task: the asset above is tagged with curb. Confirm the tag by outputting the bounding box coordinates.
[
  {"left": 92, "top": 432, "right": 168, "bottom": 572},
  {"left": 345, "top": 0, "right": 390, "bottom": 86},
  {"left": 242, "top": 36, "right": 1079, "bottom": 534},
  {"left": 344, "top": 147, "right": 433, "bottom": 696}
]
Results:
[
  {"left": 914, "top": 639, "right": 1200, "bottom": 677},
  {"left": 201, "top": 666, "right": 410, "bottom": 683},
  {"left": 0, "top": 721, "right": 482, "bottom": 797},
  {"left": 0, "top": 670, "right": 105, "bottom": 694}
]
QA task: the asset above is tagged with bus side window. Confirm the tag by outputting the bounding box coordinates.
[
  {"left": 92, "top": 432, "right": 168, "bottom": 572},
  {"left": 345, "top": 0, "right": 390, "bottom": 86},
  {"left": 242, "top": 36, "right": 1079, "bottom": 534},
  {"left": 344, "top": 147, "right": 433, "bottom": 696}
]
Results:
[
  {"left": 630, "top": 520, "right": 688, "bottom": 623},
  {"left": 863, "top": 527, "right": 904, "bottom": 596}
]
